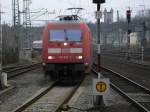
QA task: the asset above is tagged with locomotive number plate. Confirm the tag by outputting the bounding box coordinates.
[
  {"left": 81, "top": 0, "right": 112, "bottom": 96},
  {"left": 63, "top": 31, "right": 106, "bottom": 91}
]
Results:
[{"left": 62, "top": 48, "right": 70, "bottom": 53}]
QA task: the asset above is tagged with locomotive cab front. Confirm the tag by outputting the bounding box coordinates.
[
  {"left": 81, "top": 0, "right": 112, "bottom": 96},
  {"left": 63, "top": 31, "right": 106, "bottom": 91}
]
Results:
[{"left": 42, "top": 22, "right": 91, "bottom": 80}]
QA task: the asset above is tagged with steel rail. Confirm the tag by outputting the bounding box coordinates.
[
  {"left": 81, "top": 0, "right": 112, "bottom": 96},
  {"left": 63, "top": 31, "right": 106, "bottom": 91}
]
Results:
[
  {"left": 102, "top": 52, "right": 150, "bottom": 65},
  {"left": 102, "top": 67, "right": 150, "bottom": 94},
  {"left": 11, "top": 76, "right": 84, "bottom": 112},
  {"left": 92, "top": 66, "right": 150, "bottom": 112},
  {"left": 55, "top": 76, "right": 85, "bottom": 112},
  {"left": 5, "top": 63, "right": 41, "bottom": 73},
  {"left": 12, "top": 81, "right": 57, "bottom": 112},
  {"left": 6, "top": 63, "right": 41, "bottom": 79},
  {"left": 100, "top": 55, "right": 150, "bottom": 71},
  {"left": 3, "top": 65, "right": 24, "bottom": 71},
  {"left": 0, "top": 63, "right": 41, "bottom": 95}
]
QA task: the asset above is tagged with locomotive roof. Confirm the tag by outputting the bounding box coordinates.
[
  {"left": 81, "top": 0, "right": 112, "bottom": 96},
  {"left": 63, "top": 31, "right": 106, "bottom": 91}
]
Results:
[
  {"left": 47, "top": 20, "right": 86, "bottom": 25},
  {"left": 45, "top": 20, "right": 90, "bottom": 31}
]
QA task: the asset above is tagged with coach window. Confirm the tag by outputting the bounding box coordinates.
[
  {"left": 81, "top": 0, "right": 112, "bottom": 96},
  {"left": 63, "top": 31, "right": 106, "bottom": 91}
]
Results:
[
  {"left": 66, "top": 29, "right": 82, "bottom": 41},
  {"left": 49, "top": 30, "right": 65, "bottom": 41}
]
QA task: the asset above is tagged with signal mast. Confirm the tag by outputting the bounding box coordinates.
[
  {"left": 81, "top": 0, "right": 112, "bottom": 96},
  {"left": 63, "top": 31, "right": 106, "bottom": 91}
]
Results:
[{"left": 126, "top": 9, "right": 131, "bottom": 60}]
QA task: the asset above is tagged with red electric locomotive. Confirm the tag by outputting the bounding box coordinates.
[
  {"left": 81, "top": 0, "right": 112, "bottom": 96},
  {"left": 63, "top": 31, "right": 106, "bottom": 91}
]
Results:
[{"left": 42, "top": 15, "right": 92, "bottom": 80}]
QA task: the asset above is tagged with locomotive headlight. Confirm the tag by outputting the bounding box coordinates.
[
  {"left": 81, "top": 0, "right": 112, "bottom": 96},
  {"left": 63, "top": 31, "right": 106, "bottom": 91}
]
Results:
[
  {"left": 78, "top": 56, "right": 83, "bottom": 59},
  {"left": 64, "top": 42, "right": 68, "bottom": 46},
  {"left": 48, "top": 56, "right": 53, "bottom": 60}
]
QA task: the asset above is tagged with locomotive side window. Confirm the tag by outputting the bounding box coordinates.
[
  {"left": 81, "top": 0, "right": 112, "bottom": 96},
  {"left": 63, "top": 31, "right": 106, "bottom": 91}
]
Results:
[
  {"left": 49, "top": 30, "right": 65, "bottom": 41},
  {"left": 66, "top": 29, "right": 82, "bottom": 41}
]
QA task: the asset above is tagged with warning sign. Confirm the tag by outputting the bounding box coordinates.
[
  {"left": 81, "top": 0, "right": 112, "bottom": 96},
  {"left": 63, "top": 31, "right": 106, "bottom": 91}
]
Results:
[
  {"left": 93, "top": 78, "right": 110, "bottom": 95},
  {"left": 96, "top": 81, "right": 107, "bottom": 92}
]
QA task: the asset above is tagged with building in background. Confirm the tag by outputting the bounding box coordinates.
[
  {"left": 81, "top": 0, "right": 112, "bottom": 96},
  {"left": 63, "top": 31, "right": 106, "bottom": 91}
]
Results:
[
  {"left": 104, "top": 8, "right": 113, "bottom": 24},
  {"left": 138, "top": 9, "right": 150, "bottom": 17}
]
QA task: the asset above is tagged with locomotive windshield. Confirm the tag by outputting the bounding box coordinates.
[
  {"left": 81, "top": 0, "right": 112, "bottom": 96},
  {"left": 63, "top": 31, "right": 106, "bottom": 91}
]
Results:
[
  {"left": 66, "top": 29, "right": 82, "bottom": 41},
  {"left": 49, "top": 29, "right": 82, "bottom": 41},
  {"left": 49, "top": 30, "right": 66, "bottom": 41}
]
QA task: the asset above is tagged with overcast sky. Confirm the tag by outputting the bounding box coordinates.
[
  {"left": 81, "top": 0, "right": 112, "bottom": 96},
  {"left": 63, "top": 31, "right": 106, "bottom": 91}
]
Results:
[{"left": 1, "top": 0, "right": 150, "bottom": 25}]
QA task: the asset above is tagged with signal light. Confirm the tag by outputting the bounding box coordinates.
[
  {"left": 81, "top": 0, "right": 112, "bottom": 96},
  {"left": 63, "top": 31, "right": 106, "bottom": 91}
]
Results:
[{"left": 126, "top": 10, "right": 131, "bottom": 23}]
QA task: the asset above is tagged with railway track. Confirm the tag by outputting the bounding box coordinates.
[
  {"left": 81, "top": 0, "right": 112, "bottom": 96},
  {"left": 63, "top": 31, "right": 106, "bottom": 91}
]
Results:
[
  {"left": 12, "top": 77, "right": 84, "bottom": 112},
  {"left": 102, "top": 55, "right": 150, "bottom": 72},
  {"left": 3, "top": 64, "right": 25, "bottom": 72},
  {"left": 4, "top": 63, "right": 41, "bottom": 79},
  {"left": 92, "top": 65, "right": 150, "bottom": 112},
  {"left": 102, "top": 51, "right": 150, "bottom": 63},
  {"left": 0, "top": 63, "right": 41, "bottom": 95}
]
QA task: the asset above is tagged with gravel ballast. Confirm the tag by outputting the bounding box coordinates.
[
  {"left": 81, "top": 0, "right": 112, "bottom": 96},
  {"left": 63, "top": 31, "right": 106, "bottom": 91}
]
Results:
[
  {"left": 0, "top": 68, "right": 52, "bottom": 112},
  {"left": 68, "top": 74, "right": 139, "bottom": 112}
]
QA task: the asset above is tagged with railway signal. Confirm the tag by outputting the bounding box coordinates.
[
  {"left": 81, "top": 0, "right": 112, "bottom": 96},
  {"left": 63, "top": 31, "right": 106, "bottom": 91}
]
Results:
[
  {"left": 126, "top": 10, "right": 131, "bottom": 23},
  {"left": 92, "top": 0, "right": 106, "bottom": 109},
  {"left": 126, "top": 9, "right": 131, "bottom": 60},
  {"left": 93, "top": 0, "right": 105, "bottom": 78}
]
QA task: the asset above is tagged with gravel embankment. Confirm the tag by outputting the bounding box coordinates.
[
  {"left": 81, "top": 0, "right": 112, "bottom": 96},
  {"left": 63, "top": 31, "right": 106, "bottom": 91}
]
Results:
[{"left": 0, "top": 67, "right": 52, "bottom": 112}]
